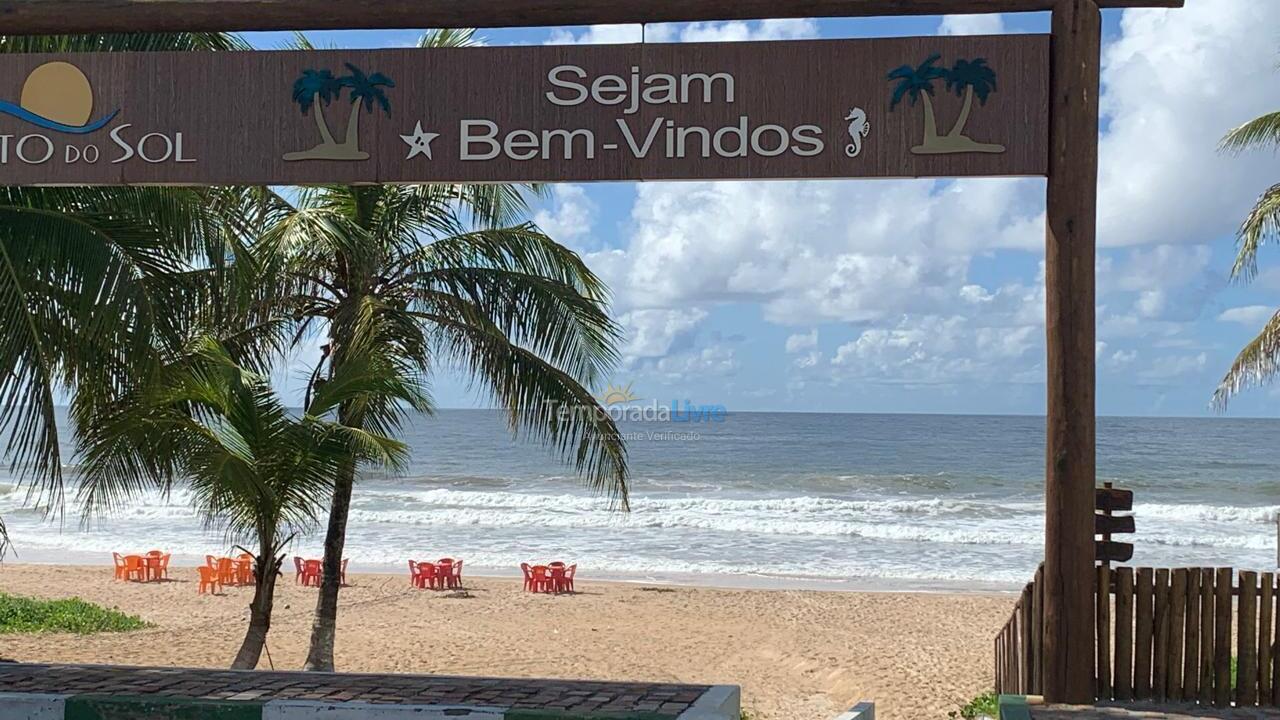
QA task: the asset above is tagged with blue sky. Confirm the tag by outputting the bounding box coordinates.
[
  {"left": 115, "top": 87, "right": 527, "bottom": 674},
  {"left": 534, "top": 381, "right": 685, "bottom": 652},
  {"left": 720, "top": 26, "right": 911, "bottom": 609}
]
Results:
[{"left": 253, "top": 1, "right": 1280, "bottom": 418}]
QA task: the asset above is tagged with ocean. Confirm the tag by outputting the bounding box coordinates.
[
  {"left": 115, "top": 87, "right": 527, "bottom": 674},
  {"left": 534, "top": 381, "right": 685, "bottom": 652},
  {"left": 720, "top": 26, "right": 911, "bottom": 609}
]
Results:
[{"left": 1, "top": 410, "right": 1277, "bottom": 591}]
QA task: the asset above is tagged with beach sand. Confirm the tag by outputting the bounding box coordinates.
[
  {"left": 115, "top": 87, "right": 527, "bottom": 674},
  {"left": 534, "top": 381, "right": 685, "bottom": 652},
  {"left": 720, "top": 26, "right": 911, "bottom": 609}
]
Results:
[{"left": 0, "top": 564, "right": 1011, "bottom": 720}]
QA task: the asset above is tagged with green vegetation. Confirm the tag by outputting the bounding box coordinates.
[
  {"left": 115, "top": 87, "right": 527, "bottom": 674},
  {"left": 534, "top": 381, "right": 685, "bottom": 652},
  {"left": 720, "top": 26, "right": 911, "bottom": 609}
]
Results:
[
  {"left": 0, "top": 593, "right": 148, "bottom": 634},
  {"left": 1214, "top": 77, "right": 1280, "bottom": 406},
  {"left": 949, "top": 691, "right": 998, "bottom": 720}
]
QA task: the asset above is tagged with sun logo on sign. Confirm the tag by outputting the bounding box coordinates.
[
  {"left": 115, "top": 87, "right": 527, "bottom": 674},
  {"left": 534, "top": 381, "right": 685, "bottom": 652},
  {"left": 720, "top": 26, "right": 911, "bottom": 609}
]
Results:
[
  {"left": 598, "top": 382, "right": 640, "bottom": 406},
  {"left": 0, "top": 61, "right": 118, "bottom": 134}
]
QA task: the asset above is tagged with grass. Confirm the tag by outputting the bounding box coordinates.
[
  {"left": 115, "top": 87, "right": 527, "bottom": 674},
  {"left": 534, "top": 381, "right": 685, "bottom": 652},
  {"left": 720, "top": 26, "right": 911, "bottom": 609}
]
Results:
[
  {"left": 0, "top": 592, "right": 149, "bottom": 634},
  {"left": 950, "top": 691, "right": 998, "bottom": 720}
]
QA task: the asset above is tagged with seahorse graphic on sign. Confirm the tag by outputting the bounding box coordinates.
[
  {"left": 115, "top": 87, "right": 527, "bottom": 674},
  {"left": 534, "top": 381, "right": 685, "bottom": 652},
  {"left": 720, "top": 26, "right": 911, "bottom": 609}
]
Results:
[{"left": 845, "top": 107, "right": 870, "bottom": 158}]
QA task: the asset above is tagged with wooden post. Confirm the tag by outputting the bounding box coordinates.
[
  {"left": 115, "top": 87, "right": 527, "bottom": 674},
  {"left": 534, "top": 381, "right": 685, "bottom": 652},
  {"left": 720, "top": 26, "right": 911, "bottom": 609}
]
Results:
[
  {"left": 1135, "top": 567, "right": 1154, "bottom": 700},
  {"left": 1042, "top": 0, "right": 1101, "bottom": 704},
  {"left": 1097, "top": 565, "right": 1112, "bottom": 700},
  {"left": 1168, "top": 568, "right": 1186, "bottom": 700},
  {"left": 1215, "top": 567, "right": 1233, "bottom": 708},
  {"left": 1200, "top": 568, "right": 1215, "bottom": 705},
  {"left": 1183, "top": 569, "right": 1201, "bottom": 701},
  {"left": 1240, "top": 570, "right": 1259, "bottom": 706},
  {"left": 1115, "top": 566, "right": 1134, "bottom": 701}
]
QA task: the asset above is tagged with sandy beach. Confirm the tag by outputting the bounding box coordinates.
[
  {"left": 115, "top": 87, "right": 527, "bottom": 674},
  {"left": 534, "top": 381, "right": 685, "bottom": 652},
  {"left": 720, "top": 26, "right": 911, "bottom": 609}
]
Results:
[{"left": 0, "top": 563, "right": 1010, "bottom": 720}]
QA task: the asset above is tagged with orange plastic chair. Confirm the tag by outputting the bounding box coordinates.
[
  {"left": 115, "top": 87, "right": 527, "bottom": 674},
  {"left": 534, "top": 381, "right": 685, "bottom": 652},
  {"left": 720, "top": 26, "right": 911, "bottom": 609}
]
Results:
[
  {"left": 197, "top": 565, "right": 221, "bottom": 594},
  {"left": 236, "top": 554, "right": 253, "bottom": 585},
  {"left": 112, "top": 552, "right": 127, "bottom": 581},
  {"left": 123, "top": 555, "right": 146, "bottom": 582},
  {"left": 216, "top": 557, "right": 235, "bottom": 585},
  {"left": 302, "top": 559, "right": 322, "bottom": 587},
  {"left": 157, "top": 553, "right": 171, "bottom": 581}
]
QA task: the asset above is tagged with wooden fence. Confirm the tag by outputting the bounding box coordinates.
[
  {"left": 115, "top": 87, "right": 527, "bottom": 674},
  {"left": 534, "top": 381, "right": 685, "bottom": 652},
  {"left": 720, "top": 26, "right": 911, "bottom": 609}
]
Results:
[{"left": 996, "top": 565, "right": 1280, "bottom": 707}]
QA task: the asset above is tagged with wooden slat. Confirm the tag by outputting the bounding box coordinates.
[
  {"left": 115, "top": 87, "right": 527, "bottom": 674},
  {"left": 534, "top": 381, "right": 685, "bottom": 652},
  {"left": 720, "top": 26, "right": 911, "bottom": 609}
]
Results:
[
  {"left": 1033, "top": 564, "right": 1045, "bottom": 695},
  {"left": 1183, "top": 569, "right": 1201, "bottom": 702},
  {"left": 995, "top": 634, "right": 1003, "bottom": 693},
  {"left": 1215, "top": 567, "right": 1233, "bottom": 708},
  {"left": 0, "top": 0, "right": 1191, "bottom": 35},
  {"left": 1260, "top": 572, "right": 1273, "bottom": 705},
  {"left": 1168, "top": 568, "right": 1186, "bottom": 700},
  {"left": 1115, "top": 566, "right": 1134, "bottom": 702},
  {"left": 1135, "top": 567, "right": 1154, "bottom": 699},
  {"left": 1097, "top": 565, "right": 1112, "bottom": 700},
  {"left": 1200, "top": 568, "right": 1215, "bottom": 705},
  {"left": 1021, "top": 585, "right": 1033, "bottom": 693},
  {"left": 1241, "top": 571, "right": 1259, "bottom": 706},
  {"left": 1153, "top": 568, "right": 1170, "bottom": 701}
]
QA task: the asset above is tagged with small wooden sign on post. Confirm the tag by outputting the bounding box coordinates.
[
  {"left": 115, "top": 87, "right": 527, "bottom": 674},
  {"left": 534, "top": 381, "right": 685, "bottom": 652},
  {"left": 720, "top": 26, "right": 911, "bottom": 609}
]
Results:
[{"left": 1095, "top": 483, "right": 1135, "bottom": 564}]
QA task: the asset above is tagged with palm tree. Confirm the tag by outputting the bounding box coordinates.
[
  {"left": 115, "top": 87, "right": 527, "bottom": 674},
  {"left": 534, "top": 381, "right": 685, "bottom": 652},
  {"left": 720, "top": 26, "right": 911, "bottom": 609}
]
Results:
[
  {"left": 888, "top": 54, "right": 948, "bottom": 146},
  {"left": 944, "top": 58, "right": 997, "bottom": 139},
  {"left": 1214, "top": 104, "right": 1280, "bottom": 407},
  {"left": 338, "top": 63, "right": 394, "bottom": 153},
  {"left": 77, "top": 337, "right": 409, "bottom": 669},
  {"left": 264, "top": 29, "right": 629, "bottom": 675},
  {"left": 292, "top": 69, "right": 343, "bottom": 148},
  {"left": 0, "top": 33, "right": 249, "bottom": 556}
]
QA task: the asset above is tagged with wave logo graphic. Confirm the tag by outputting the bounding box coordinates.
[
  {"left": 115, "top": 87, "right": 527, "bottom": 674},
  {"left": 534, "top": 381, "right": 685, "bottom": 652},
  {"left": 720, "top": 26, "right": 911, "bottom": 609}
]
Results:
[{"left": 0, "top": 61, "right": 119, "bottom": 134}]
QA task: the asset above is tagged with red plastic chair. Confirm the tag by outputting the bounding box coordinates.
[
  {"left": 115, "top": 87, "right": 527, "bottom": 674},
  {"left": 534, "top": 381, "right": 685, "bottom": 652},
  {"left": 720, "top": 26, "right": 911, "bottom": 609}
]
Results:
[
  {"left": 562, "top": 564, "right": 576, "bottom": 593},
  {"left": 416, "top": 562, "right": 436, "bottom": 589},
  {"left": 340, "top": 558, "right": 349, "bottom": 586},
  {"left": 294, "top": 556, "right": 304, "bottom": 584},
  {"left": 549, "top": 564, "right": 566, "bottom": 594},
  {"left": 452, "top": 559, "right": 463, "bottom": 588},
  {"left": 520, "top": 563, "right": 534, "bottom": 592},
  {"left": 436, "top": 559, "right": 453, "bottom": 590},
  {"left": 302, "top": 559, "right": 322, "bottom": 587},
  {"left": 408, "top": 560, "right": 419, "bottom": 587},
  {"left": 531, "top": 565, "right": 550, "bottom": 593}
]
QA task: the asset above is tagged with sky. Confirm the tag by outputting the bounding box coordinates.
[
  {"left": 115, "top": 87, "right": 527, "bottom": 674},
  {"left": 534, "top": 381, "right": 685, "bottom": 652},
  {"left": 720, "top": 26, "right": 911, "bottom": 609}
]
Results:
[{"left": 249, "top": 0, "right": 1280, "bottom": 418}]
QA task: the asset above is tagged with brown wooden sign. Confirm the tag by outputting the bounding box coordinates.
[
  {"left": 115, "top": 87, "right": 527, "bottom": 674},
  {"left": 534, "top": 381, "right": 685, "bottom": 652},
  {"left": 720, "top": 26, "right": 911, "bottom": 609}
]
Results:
[
  {"left": 0, "top": 36, "right": 1049, "bottom": 186},
  {"left": 1094, "top": 541, "right": 1134, "bottom": 564},
  {"left": 1094, "top": 513, "right": 1135, "bottom": 536},
  {"left": 1095, "top": 487, "right": 1134, "bottom": 513}
]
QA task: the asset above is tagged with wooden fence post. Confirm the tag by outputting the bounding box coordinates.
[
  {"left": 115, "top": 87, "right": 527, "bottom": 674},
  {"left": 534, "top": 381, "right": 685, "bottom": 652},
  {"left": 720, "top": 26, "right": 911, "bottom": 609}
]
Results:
[
  {"left": 1115, "top": 566, "right": 1134, "bottom": 702},
  {"left": 1215, "top": 567, "right": 1233, "bottom": 708},
  {"left": 1135, "top": 567, "right": 1154, "bottom": 699},
  {"left": 1240, "top": 570, "right": 1259, "bottom": 706},
  {"left": 1097, "top": 565, "right": 1111, "bottom": 700},
  {"left": 1168, "top": 569, "right": 1186, "bottom": 700}
]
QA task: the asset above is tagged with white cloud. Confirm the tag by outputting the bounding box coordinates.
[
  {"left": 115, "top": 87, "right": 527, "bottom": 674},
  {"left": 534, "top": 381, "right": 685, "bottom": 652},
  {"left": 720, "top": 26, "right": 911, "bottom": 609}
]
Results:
[
  {"left": 785, "top": 329, "right": 819, "bottom": 353},
  {"left": 938, "top": 14, "right": 1006, "bottom": 36},
  {"left": 533, "top": 184, "right": 597, "bottom": 248},
  {"left": 1218, "top": 305, "right": 1276, "bottom": 326},
  {"left": 548, "top": 19, "right": 818, "bottom": 45},
  {"left": 1097, "top": 1, "right": 1280, "bottom": 249},
  {"left": 1140, "top": 352, "right": 1208, "bottom": 381},
  {"left": 616, "top": 308, "right": 708, "bottom": 361}
]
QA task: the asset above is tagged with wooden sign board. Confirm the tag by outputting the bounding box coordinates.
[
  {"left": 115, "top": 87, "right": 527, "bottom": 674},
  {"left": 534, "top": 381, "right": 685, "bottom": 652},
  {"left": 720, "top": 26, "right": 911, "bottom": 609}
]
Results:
[
  {"left": 1095, "top": 487, "right": 1133, "bottom": 513},
  {"left": 0, "top": 36, "right": 1049, "bottom": 186},
  {"left": 1095, "top": 541, "right": 1134, "bottom": 564},
  {"left": 1094, "top": 513, "right": 1135, "bottom": 536}
]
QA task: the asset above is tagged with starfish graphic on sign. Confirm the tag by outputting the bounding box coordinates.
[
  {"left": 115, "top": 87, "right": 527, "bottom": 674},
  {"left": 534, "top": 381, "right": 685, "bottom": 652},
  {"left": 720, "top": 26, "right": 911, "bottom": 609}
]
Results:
[{"left": 401, "top": 121, "right": 439, "bottom": 160}]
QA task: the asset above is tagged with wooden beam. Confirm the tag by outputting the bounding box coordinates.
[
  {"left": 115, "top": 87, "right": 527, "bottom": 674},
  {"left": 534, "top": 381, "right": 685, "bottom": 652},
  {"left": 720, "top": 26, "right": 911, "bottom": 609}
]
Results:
[
  {"left": 0, "top": 0, "right": 1185, "bottom": 35},
  {"left": 1042, "top": 0, "right": 1100, "bottom": 705}
]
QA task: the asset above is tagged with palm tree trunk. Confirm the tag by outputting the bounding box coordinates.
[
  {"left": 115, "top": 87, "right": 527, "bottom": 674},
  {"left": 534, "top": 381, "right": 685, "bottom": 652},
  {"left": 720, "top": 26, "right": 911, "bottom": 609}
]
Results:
[
  {"left": 231, "top": 541, "right": 281, "bottom": 670},
  {"left": 313, "top": 94, "right": 337, "bottom": 147},
  {"left": 948, "top": 87, "right": 976, "bottom": 138},
  {"left": 921, "top": 93, "right": 940, "bottom": 141},
  {"left": 303, "top": 455, "right": 355, "bottom": 672},
  {"left": 342, "top": 104, "right": 362, "bottom": 149}
]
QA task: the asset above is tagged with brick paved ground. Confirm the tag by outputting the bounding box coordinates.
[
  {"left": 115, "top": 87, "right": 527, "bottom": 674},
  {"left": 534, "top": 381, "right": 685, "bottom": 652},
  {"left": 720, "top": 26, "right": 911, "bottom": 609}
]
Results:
[
  {"left": 0, "top": 663, "right": 717, "bottom": 717},
  {"left": 1032, "top": 703, "right": 1280, "bottom": 719}
]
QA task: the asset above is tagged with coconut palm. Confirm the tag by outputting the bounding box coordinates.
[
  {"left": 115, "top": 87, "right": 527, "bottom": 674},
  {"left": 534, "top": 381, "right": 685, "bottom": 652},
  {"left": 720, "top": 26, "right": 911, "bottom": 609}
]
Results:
[
  {"left": 338, "top": 63, "right": 394, "bottom": 151},
  {"left": 944, "top": 58, "right": 997, "bottom": 138},
  {"left": 76, "top": 337, "right": 409, "bottom": 669},
  {"left": 291, "top": 69, "right": 343, "bottom": 148},
  {"left": 888, "top": 54, "right": 948, "bottom": 144},
  {"left": 1213, "top": 105, "right": 1280, "bottom": 407},
  {"left": 0, "top": 32, "right": 249, "bottom": 556},
  {"left": 265, "top": 29, "right": 628, "bottom": 675}
]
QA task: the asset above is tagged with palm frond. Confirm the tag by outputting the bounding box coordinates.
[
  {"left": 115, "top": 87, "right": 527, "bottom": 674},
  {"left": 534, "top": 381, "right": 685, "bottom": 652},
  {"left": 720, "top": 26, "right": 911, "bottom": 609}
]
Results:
[
  {"left": 1220, "top": 112, "right": 1280, "bottom": 155},
  {"left": 1214, "top": 309, "right": 1280, "bottom": 409},
  {"left": 1230, "top": 184, "right": 1280, "bottom": 282}
]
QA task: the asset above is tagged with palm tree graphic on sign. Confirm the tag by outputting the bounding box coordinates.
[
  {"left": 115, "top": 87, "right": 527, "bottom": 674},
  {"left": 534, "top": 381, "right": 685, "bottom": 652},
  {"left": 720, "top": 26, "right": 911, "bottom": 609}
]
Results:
[
  {"left": 887, "top": 54, "right": 1005, "bottom": 155},
  {"left": 284, "top": 63, "right": 394, "bottom": 162}
]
